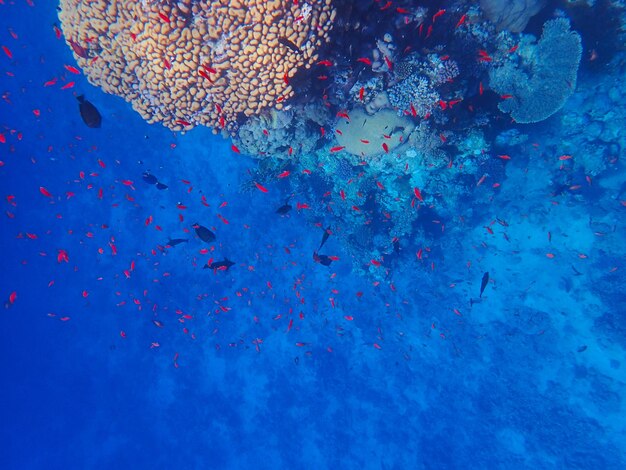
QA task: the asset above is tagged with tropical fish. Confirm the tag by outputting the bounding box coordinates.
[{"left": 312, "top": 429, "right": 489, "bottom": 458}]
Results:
[
  {"left": 142, "top": 172, "right": 158, "bottom": 184},
  {"left": 77, "top": 95, "right": 101, "bottom": 128},
  {"left": 313, "top": 252, "right": 333, "bottom": 266},
  {"left": 278, "top": 37, "right": 302, "bottom": 54},
  {"left": 318, "top": 226, "right": 331, "bottom": 251},
  {"left": 276, "top": 201, "right": 292, "bottom": 214},
  {"left": 204, "top": 258, "right": 234, "bottom": 271},
  {"left": 479, "top": 272, "right": 489, "bottom": 298},
  {"left": 193, "top": 223, "right": 216, "bottom": 243}
]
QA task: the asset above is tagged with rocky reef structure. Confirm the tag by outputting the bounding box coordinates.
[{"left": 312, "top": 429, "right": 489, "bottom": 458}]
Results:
[
  {"left": 58, "top": 0, "right": 607, "bottom": 278},
  {"left": 58, "top": 0, "right": 336, "bottom": 133},
  {"left": 480, "top": 0, "right": 546, "bottom": 33}
]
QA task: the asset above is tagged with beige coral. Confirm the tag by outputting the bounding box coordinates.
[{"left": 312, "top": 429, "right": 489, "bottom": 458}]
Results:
[{"left": 58, "top": 0, "right": 336, "bottom": 133}]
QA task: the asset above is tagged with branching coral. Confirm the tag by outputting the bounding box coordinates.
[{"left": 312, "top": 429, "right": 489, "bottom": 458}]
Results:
[
  {"left": 489, "top": 18, "right": 582, "bottom": 124},
  {"left": 58, "top": 0, "right": 336, "bottom": 133}
]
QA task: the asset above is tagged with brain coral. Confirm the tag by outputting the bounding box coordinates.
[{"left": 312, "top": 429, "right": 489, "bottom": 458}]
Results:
[{"left": 58, "top": 0, "right": 336, "bottom": 133}]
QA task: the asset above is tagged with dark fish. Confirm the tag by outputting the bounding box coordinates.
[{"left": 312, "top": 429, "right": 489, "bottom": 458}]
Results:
[
  {"left": 77, "top": 95, "right": 101, "bottom": 128},
  {"left": 313, "top": 251, "right": 332, "bottom": 267},
  {"left": 479, "top": 272, "right": 489, "bottom": 298},
  {"left": 278, "top": 37, "right": 302, "bottom": 54},
  {"left": 193, "top": 223, "right": 215, "bottom": 243},
  {"left": 204, "top": 258, "right": 234, "bottom": 270},
  {"left": 155, "top": 182, "right": 168, "bottom": 190},
  {"left": 276, "top": 203, "right": 292, "bottom": 214},
  {"left": 69, "top": 39, "right": 89, "bottom": 59},
  {"left": 166, "top": 238, "right": 188, "bottom": 246},
  {"left": 577, "top": 345, "right": 588, "bottom": 353},
  {"left": 142, "top": 172, "right": 158, "bottom": 184},
  {"left": 318, "top": 226, "right": 331, "bottom": 251}
]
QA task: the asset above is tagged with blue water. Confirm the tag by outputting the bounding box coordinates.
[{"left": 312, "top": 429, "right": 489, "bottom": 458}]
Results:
[{"left": 1, "top": 1, "right": 625, "bottom": 469}]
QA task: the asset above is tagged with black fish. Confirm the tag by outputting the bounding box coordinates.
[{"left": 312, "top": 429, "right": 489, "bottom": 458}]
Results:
[
  {"left": 318, "top": 226, "right": 331, "bottom": 251},
  {"left": 479, "top": 272, "right": 489, "bottom": 298},
  {"left": 276, "top": 203, "right": 292, "bottom": 214},
  {"left": 313, "top": 251, "right": 332, "bottom": 267},
  {"left": 278, "top": 37, "right": 302, "bottom": 54},
  {"left": 166, "top": 238, "right": 188, "bottom": 246},
  {"left": 77, "top": 95, "right": 101, "bottom": 128},
  {"left": 193, "top": 223, "right": 216, "bottom": 243},
  {"left": 156, "top": 182, "right": 168, "bottom": 190},
  {"left": 142, "top": 172, "right": 158, "bottom": 184},
  {"left": 204, "top": 258, "right": 234, "bottom": 271}
]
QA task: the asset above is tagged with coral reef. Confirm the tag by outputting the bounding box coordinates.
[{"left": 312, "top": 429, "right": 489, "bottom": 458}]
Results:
[
  {"left": 489, "top": 18, "right": 582, "bottom": 123},
  {"left": 58, "top": 0, "right": 336, "bottom": 133}
]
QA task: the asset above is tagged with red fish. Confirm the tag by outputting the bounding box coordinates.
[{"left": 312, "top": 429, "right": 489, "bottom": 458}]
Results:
[
  {"left": 57, "top": 249, "right": 69, "bottom": 263},
  {"left": 64, "top": 64, "right": 80, "bottom": 74},
  {"left": 357, "top": 57, "right": 372, "bottom": 66},
  {"left": 413, "top": 187, "right": 423, "bottom": 201},
  {"left": 158, "top": 12, "right": 170, "bottom": 23},
  {"left": 254, "top": 182, "right": 268, "bottom": 193},
  {"left": 456, "top": 14, "right": 467, "bottom": 28},
  {"left": 60, "top": 81, "right": 75, "bottom": 90},
  {"left": 231, "top": 144, "right": 240, "bottom": 154},
  {"left": 330, "top": 146, "right": 345, "bottom": 153},
  {"left": 39, "top": 186, "right": 53, "bottom": 198},
  {"left": 277, "top": 170, "right": 290, "bottom": 178},
  {"left": 2, "top": 45, "right": 13, "bottom": 59},
  {"left": 432, "top": 9, "right": 446, "bottom": 22}
]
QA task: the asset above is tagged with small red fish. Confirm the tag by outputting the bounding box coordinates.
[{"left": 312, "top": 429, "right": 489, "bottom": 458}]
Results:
[
  {"left": 2, "top": 45, "right": 13, "bottom": 59},
  {"left": 254, "top": 182, "right": 268, "bottom": 193},
  {"left": 317, "top": 60, "right": 333, "bottom": 66},
  {"left": 455, "top": 14, "right": 467, "bottom": 28},
  {"left": 432, "top": 9, "right": 446, "bottom": 22},
  {"left": 39, "top": 186, "right": 53, "bottom": 198},
  {"left": 158, "top": 12, "right": 170, "bottom": 23},
  {"left": 413, "top": 187, "right": 423, "bottom": 201},
  {"left": 64, "top": 64, "right": 80, "bottom": 75},
  {"left": 60, "top": 81, "right": 75, "bottom": 90},
  {"left": 357, "top": 57, "right": 372, "bottom": 66},
  {"left": 330, "top": 146, "right": 345, "bottom": 153},
  {"left": 277, "top": 170, "right": 290, "bottom": 178},
  {"left": 231, "top": 144, "right": 240, "bottom": 154}
]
